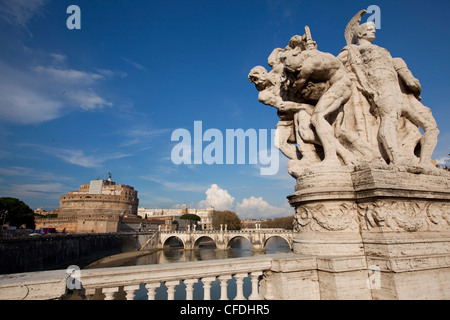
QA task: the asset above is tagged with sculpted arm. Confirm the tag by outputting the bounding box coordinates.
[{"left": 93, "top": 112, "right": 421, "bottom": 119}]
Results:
[
  {"left": 339, "top": 47, "right": 376, "bottom": 98},
  {"left": 291, "top": 55, "right": 317, "bottom": 93},
  {"left": 259, "top": 88, "right": 310, "bottom": 114},
  {"left": 393, "top": 57, "right": 422, "bottom": 96}
]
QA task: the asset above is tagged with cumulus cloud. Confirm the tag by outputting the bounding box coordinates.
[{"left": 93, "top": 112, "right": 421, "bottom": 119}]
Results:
[
  {"left": 435, "top": 155, "right": 449, "bottom": 166},
  {"left": 236, "top": 196, "right": 291, "bottom": 219},
  {"left": 198, "top": 184, "right": 235, "bottom": 211},
  {"left": 197, "top": 184, "right": 291, "bottom": 219}
]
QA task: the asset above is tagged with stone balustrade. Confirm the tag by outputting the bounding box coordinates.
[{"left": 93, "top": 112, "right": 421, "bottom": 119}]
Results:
[
  {"left": 7, "top": 251, "right": 426, "bottom": 300},
  {"left": 160, "top": 229, "right": 291, "bottom": 234},
  {"left": 1, "top": 253, "right": 307, "bottom": 300}
]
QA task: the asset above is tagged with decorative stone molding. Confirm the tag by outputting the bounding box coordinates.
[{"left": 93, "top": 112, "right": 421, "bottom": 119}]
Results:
[
  {"left": 358, "top": 201, "right": 450, "bottom": 232},
  {"left": 294, "top": 202, "right": 359, "bottom": 232}
]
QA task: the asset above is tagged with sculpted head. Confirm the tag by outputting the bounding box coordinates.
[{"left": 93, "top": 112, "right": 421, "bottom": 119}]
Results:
[
  {"left": 288, "top": 35, "right": 304, "bottom": 49},
  {"left": 248, "top": 66, "right": 269, "bottom": 89},
  {"left": 354, "top": 21, "right": 376, "bottom": 44}
]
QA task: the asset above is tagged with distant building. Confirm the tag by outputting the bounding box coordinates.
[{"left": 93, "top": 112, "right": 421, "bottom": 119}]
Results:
[
  {"left": 59, "top": 179, "right": 139, "bottom": 217},
  {"left": 138, "top": 204, "right": 213, "bottom": 230},
  {"left": 35, "top": 177, "right": 139, "bottom": 234},
  {"left": 34, "top": 208, "right": 48, "bottom": 216}
]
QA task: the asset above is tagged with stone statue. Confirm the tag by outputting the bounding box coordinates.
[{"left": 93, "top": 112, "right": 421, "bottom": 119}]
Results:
[
  {"left": 248, "top": 9, "right": 450, "bottom": 300},
  {"left": 338, "top": 10, "right": 439, "bottom": 168},
  {"left": 249, "top": 12, "right": 441, "bottom": 178},
  {"left": 282, "top": 28, "right": 357, "bottom": 167},
  {"left": 249, "top": 33, "right": 324, "bottom": 176}
]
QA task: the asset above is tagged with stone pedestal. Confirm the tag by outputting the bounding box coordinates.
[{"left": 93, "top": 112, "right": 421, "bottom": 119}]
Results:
[{"left": 289, "top": 163, "right": 450, "bottom": 299}]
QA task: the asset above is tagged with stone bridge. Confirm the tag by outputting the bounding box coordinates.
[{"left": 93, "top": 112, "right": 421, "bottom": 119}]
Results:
[{"left": 157, "top": 229, "right": 295, "bottom": 252}]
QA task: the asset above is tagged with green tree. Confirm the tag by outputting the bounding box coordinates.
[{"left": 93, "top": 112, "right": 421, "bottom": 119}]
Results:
[
  {"left": 180, "top": 213, "right": 201, "bottom": 230},
  {"left": 0, "top": 197, "right": 35, "bottom": 229},
  {"left": 212, "top": 210, "right": 241, "bottom": 230},
  {"left": 261, "top": 216, "right": 294, "bottom": 230}
]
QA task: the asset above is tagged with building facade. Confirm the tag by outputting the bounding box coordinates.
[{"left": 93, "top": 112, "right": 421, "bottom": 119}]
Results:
[
  {"left": 35, "top": 178, "right": 139, "bottom": 234},
  {"left": 138, "top": 204, "right": 213, "bottom": 230}
]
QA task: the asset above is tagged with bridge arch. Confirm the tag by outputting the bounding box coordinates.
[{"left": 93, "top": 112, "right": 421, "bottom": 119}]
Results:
[
  {"left": 264, "top": 235, "right": 292, "bottom": 252},
  {"left": 193, "top": 236, "right": 217, "bottom": 249},
  {"left": 227, "top": 235, "right": 252, "bottom": 251},
  {"left": 162, "top": 235, "right": 185, "bottom": 249}
]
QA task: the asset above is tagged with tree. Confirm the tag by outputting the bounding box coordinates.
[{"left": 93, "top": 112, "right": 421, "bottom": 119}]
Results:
[
  {"left": 212, "top": 210, "right": 241, "bottom": 230},
  {"left": 180, "top": 213, "right": 201, "bottom": 230},
  {"left": 261, "top": 216, "right": 294, "bottom": 230},
  {"left": 0, "top": 197, "right": 35, "bottom": 229}
]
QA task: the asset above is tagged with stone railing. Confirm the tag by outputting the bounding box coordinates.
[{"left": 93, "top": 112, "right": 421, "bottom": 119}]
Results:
[
  {"left": 0, "top": 253, "right": 311, "bottom": 300},
  {"left": 159, "top": 229, "right": 294, "bottom": 234},
  {"left": 1, "top": 252, "right": 386, "bottom": 300}
]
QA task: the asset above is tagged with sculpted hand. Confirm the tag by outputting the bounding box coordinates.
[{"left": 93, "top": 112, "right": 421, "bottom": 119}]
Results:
[{"left": 405, "top": 77, "right": 421, "bottom": 95}]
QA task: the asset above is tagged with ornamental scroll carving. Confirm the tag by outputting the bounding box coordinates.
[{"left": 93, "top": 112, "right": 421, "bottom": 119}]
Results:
[
  {"left": 358, "top": 201, "right": 450, "bottom": 232},
  {"left": 294, "top": 203, "right": 359, "bottom": 232},
  {"left": 293, "top": 201, "right": 450, "bottom": 232}
]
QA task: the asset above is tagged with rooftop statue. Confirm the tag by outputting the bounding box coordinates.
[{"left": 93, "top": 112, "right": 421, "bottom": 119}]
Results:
[{"left": 249, "top": 10, "right": 441, "bottom": 178}]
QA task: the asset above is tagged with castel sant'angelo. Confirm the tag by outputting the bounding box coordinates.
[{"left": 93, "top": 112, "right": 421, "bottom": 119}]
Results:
[{"left": 36, "top": 176, "right": 139, "bottom": 233}]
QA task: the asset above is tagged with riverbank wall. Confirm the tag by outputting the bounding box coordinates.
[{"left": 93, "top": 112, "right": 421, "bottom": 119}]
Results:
[{"left": 0, "top": 232, "right": 154, "bottom": 275}]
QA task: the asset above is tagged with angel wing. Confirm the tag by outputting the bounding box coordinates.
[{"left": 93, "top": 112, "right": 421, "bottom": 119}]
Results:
[{"left": 344, "top": 9, "right": 367, "bottom": 45}]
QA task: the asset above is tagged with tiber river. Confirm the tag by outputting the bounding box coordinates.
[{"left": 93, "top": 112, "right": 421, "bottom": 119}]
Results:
[{"left": 90, "top": 237, "right": 291, "bottom": 300}]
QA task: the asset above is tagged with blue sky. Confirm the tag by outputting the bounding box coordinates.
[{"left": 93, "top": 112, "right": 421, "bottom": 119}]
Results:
[{"left": 0, "top": 0, "right": 449, "bottom": 218}]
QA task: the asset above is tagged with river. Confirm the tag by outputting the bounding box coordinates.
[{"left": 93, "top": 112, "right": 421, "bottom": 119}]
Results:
[{"left": 92, "top": 237, "right": 291, "bottom": 300}]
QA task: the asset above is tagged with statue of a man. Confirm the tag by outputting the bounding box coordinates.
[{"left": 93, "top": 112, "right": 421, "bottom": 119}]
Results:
[
  {"left": 338, "top": 19, "right": 439, "bottom": 167},
  {"left": 248, "top": 65, "right": 318, "bottom": 164},
  {"left": 283, "top": 32, "right": 357, "bottom": 166}
]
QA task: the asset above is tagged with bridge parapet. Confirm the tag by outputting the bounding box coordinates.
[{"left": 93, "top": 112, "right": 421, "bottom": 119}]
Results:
[
  {"left": 158, "top": 230, "right": 295, "bottom": 252},
  {"left": 0, "top": 253, "right": 321, "bottom": 300}
]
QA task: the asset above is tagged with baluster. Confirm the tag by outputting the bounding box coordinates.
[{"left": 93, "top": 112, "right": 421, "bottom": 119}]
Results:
[
  {"left": 145, "top": 283, "right": 161, "bottom": 300},
  {"left": 165, "top": 280, "right": 179, "bottom": 300},
  {"left": 84, "top": 288, "right": 96, "bottom": 300},
  {"left": 234, "top": 273, "right": 248, "bottom": 300},
  {"left": 124, "top": 284, "right": 141, "bottom": 300},
  {"left": 201, "top": 277, "right": 216, "bottom": 300},
  {"left": 183, "top": 279, "right": 198, "bottom": 300},
  {"left": 249, "top": 272, "right": 263, "bottom": 300},
  {"left": 102, "top": 287, "right": 119, "bottom": 300},
  {"left": 218, "top": 275, "right": 232, "bottom": 300}
]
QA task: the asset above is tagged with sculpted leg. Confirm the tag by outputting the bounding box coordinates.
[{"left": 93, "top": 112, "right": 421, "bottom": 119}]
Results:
[
  {"left": 274, "top": 123, "right": 298, "bottom": 160},
  {"left": 311, "top": 86, "right": 350, "bottom": 165},
  {"left": 375, "top": 95, "right": 406, "bottom": 165},
  {"left": 402, "top": 98, "right": 439, "bottom": 166}
]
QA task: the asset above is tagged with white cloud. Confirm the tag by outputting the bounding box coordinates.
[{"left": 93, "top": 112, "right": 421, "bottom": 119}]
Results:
[
  {"left": 435, "top": 156, "right": 449, "bottom": 166},
  {"left": 21, "top": 144, "right": 130, "bottom": 168},
  {"left": 196, "top": 184, "right": 292, "bottom": 218},
  {"left": 120, "top": 127, "right": 173, "bottom": 147},
  {"left": 50, "top": 53, "right": 67, "bottom": 65},
  {"left": 0, "top": 0, "right": 47, "bottom": 29},
  {"left": 0, "top": 55, "right": 121, "bottom": 124},
  {"left": 33, "top": 66, "right": 104, "bottom": 85},
  {"left": 235, "top": 196, "right": 291, "bottom": 219},
  {"left": 198, "top": 184, "right": 235, "bottom": 211},
  {"left": 4, "top": 183, "right": 64, "bottom": 199},
  {"left": 66, "top": 89, "right": 113, "bottom": 110},
  {"left": 0, "top": 166, "right": 73, "bottom": 182},
  {"left": 0, "top": 76, "right": 62, "bottom": 124},
  {"left": 121, "top": 57, "right": 146, "bottom": 71},
  {"left": 143, "top": 177, "right": 208, "bottom": 193}
]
